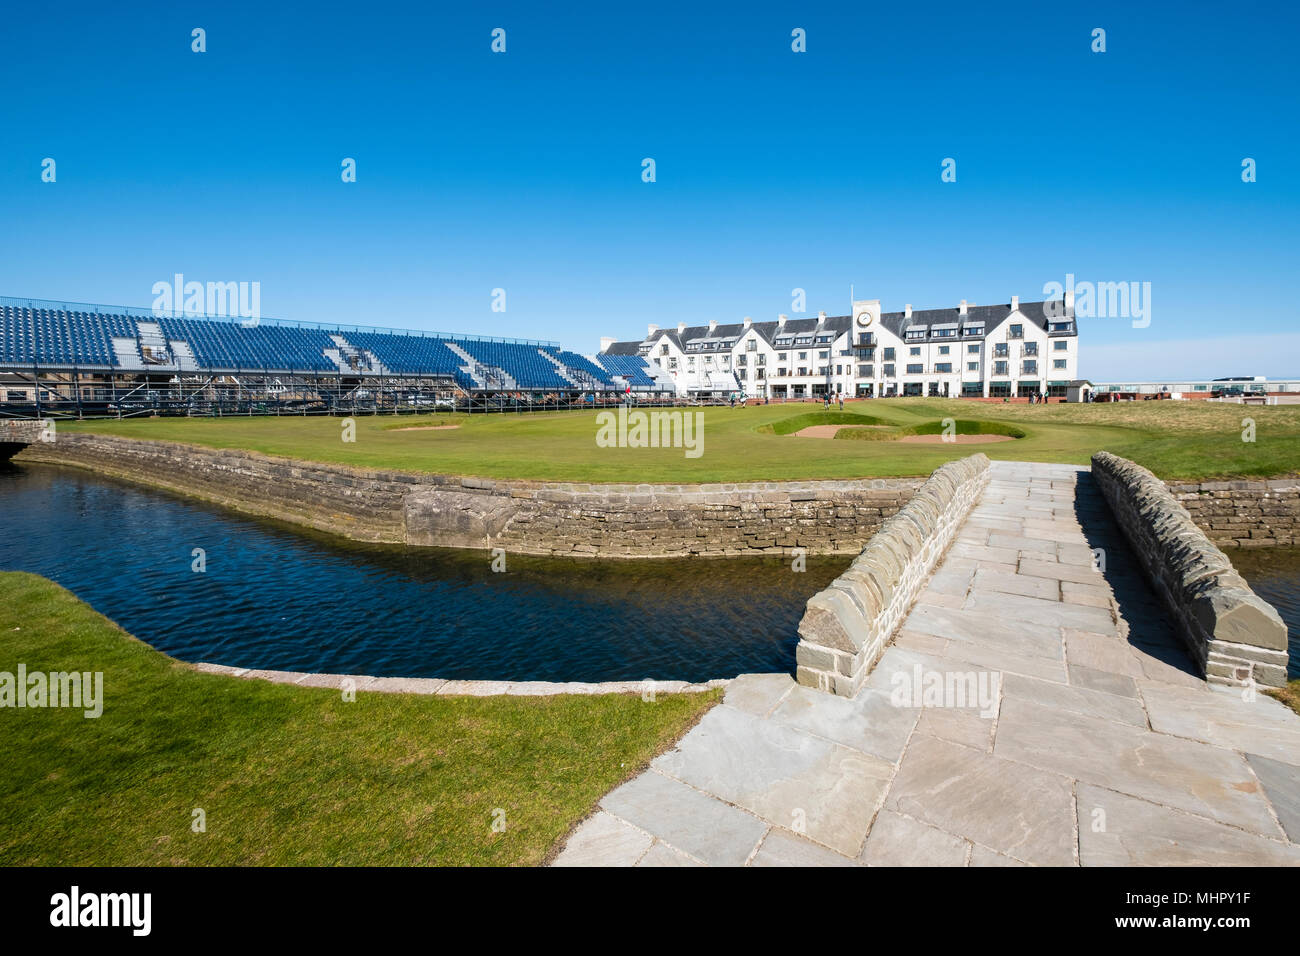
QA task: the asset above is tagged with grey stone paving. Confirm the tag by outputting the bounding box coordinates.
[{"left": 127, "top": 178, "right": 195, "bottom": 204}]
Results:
[{"left": 551, "top": 462, "right": 1300, "bottom": 867}]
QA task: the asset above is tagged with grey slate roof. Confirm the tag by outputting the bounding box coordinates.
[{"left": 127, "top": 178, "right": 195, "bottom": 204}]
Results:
[{"left": 601, "top": 300, "right": 1073, "bottom": 354}]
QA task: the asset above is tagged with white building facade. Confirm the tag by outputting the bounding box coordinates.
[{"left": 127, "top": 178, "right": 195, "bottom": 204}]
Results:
[{"left": 601, "top": 295, "right": 1080, "bottom": 400}]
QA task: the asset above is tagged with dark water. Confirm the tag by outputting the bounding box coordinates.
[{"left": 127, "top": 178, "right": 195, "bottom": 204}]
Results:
[
  {"left": 1229, "top": 547, "right": 1300, "bottom": 681},
  {"left": 0, "top": 463, "right": 846, "bottom": 682}
]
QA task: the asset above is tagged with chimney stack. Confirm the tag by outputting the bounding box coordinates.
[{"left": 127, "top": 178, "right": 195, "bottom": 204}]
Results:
[
  {"left": 959, "top": 299, "right": 968, "bottom": 316},
  {"left": 904, "top": 304, "right": 912, "bottom": 319},
  {"left": 708, "top": 319, "right": 718, "bottom": 333},
  {"left": 599, "top": 336, "right": 616, "bottom": 353},
  {"left": 647, "top": 323, "right": 659, "bottom": 337},
  {"left": 1064, "top": 290, "right": 1074, "bottom": 315},
  {"left": 743, "top": 316, "right": 752, "bottom": 328},
  {"left": 817, "top": 310, "right": 827, "bottom": 322},
  {"left": 677, "top": 321, "right": 686, "bottom": 335},
  {"left": 778, "top": 314, "right": 788, "bottom": 328},
  {"left": 1010, "top": 295, "right": 1019, "bottom": 312}
]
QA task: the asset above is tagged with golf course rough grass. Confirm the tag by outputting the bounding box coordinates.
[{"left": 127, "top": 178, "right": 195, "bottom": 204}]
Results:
[
  {"left": 0, "top": 572, "right": 719, "bottom": 866},
  {"left": 59, "top": 397, "right": 1300, "bottom": 482}
]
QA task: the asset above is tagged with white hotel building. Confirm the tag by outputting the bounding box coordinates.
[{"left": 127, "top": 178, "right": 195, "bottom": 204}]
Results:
[{"left": 601, "top": 296, "right": 1080, "bottom": 400}]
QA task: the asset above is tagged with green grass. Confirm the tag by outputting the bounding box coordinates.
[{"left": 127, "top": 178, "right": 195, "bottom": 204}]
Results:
[
  {"left": 1266, "top": 680, "right": 1300, "bottom": 717},
  {"left": 56, "top": 398, "right": 1300, "bottom": 481},
  {"left": 757, "top": 410, "right": 888, "bottom": 435},
  {"left": 0, "top": 572, "right": 718, "bottom": 866}
]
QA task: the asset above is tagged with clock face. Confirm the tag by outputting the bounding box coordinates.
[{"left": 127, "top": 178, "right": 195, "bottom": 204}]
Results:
[{"left": 856, "top": 311, "right": 873, "bottom": 327}]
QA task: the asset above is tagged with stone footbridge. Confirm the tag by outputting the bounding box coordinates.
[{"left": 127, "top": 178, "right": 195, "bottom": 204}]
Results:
[
  {"left": 554, "top": 460, "right": 1300, "bottom": 866},
  {"left": 0, "top": 419, "right": 54, "bottom": 461}
]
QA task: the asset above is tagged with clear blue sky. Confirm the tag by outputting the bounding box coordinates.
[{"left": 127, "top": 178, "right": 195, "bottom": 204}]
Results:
[{"left": 2, "top": 0, "right": 1296, "bottom": 378}]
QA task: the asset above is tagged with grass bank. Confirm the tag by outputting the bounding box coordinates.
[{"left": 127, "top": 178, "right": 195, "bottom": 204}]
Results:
[{"left": 0, "top": 572, "right": 718, "bottom": 866}]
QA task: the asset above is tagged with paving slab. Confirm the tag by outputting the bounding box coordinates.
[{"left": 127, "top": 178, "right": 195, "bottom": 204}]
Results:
[
  {"left": 914, "top": 705, "right": 996, "bottom": 752},
  {"left": 971, "top": 568, "right": 1061, "bottom": 601},
  {"left": 749, "top": 829, "right": 860, "bottom": 867},
  {"left": 995, "top": 697, "right": 1284, "bottom": 837},
  {"left": 599, "top": 770, "right": 767, "bottom": 867},
  {"left": 1140, "top": 681, "right": 1300, "bottom": 764},
  {"left": 861, "top": 810, "right": 970, "bottom": 866},
  {"left": 902, "top": 604, "right": 1063, "bottom": 660},
  {"left": 885, "top": 734, "right": 1077, "bottom": 866},
  {"left": 1063, "top": 627, "right": 1145, "bottom": 679},
  {"left": 723, "top": 673, "right": 795, "bottom": 717},
  {"left": 1077, "top": 784, "right": 1300, "bottom": 866},
  {"left": 1068, "top": 663, "right": 1140, "bottom": 699},
  {"left": 652, "top": 704, "right": 893, "bottom": 857},
  {"left": 769, "top": 684, "right": 920, "bottom": 762},
  {"left": 963, "top": 590, "right": 1117, "bottom": 633},
  {"left": 551, "top": 811, "right": 653, "bottom": 867},
  {"left": 636, "top": 842, "right": 704, "bottom": 867},
  {"left": 1001, "top": 672, "right": 1148, "bottom": 727},
  {"left": 1245, "top": 754, "right": 1300, "bottom": 841}
]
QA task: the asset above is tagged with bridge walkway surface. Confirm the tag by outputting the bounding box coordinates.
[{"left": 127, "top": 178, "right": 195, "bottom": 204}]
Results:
[{"left": 552, "top": 461, "right": 1300, "bottom": 866}]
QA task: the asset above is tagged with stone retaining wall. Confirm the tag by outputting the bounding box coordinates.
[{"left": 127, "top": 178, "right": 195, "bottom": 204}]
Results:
[
  {"left": 1093, "top": 452, "right": 1289, "bottom": 688},
  {"left": 16, "top": 432, "right": 921, "bottom": 557},
  {"left": 794, "top": 454, "right": 992, "bottom": 697},
  {"left": 1165, "top": 478, "right": 1300, "bottom": 549}
]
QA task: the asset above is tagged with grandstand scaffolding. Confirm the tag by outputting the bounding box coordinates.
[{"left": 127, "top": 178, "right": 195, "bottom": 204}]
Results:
[{"left": 0, "top": 296, "right": 673, "bottom": 419}]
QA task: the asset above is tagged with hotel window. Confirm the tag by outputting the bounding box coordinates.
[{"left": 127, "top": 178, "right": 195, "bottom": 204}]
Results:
[
  {"left": 883, "top": 364, "right": 895, "bottom": 376},
  {"left": 967, "top": 362, "right": 979, "bottom": 372},
  {"left": 1024, "top": 343, "right": 1038, "bottom": 356},
  {"left": 737, "top": 354, "right": 747, "bottom": 366},
  {"left": 858, "top": 365, "right": 872, "bottom": 377},
  {"left": 688, "top": 358, "right": 695, "bottom": 368},
  {"left": 1054, "top": 340, "right": 1068, "bottom": 351},
  {"left": 967, "top": 343, "right": 980, "bottom": 353},
  {"left": 909, "top": 347, "right": 921, "bottom": 356},
  {"left": 746, "top": 339, "right": 757, "bottom": 351},
  {"left": 883, "top": 347, "right": 895, "bottom": 361},
  {"left": 962, "top": 325, "right": 984, "bottom": 336},
  {"left": 935, "top": 363, "right": 952, "bottom": 373},
  {"left": 798, "top": 367, "right": 808, "bottom": 376},
  {"left": 798, "top": 351, "right": 808, "bottom": 360},
  {"left": 1023, "top": 361, "right": 1038, "bottom": 374},
  {"left": 757, "top": 355, "right": 766, "bottom": 366},
  {"left": 835, "top": 365, "right": 842, "bottom": 375},
  {"left": 660, "top": 344, "right": 669, "bottom": 355},
  {"left": 938, "top": 345, "right": 950, "bottom": 355},
  {"left": 994, "top": 361, "right": 1008, "bottom": 376},
  {"left": 1008, "top": 324, "right": 1023, "bottom": 339},
  {"left": 819, "top": 350, "right": 829, "bottom": 359},
  {"left": 668, "top": 358, "right": 677, "bottom": 370},
  {"left": 906, "top": 363, "right": 924, "bottom": 374},
  {"left": 1054, "top": 359, "right": 1067, "bottom": 369},
  {"left": 995, "top": 344, "right": 1009, "bottom": 357}
]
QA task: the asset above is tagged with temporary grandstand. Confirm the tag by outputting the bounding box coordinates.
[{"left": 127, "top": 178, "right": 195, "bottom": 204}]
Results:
[{"left": 0, "top": 296, "right": 670, "bottom": 418}]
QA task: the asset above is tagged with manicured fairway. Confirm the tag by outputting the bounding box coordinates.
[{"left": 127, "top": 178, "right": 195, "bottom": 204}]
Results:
[
  {"left": 62, "top": 398, "right": 1300, "bottom": 481},
  {"left": 0, "top": 572, "right": 718, "bottom": 866}
]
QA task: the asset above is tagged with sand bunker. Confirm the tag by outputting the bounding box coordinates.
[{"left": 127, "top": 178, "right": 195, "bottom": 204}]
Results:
[
  {"left": 794, "top": 424, "right": 890, "bottom": 438},
  {"left": 391, "top": 424, "right": 462, "bottom": 432},
  {"left": 896, "top": 433, "right": 1017, "bottom": 444}
]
